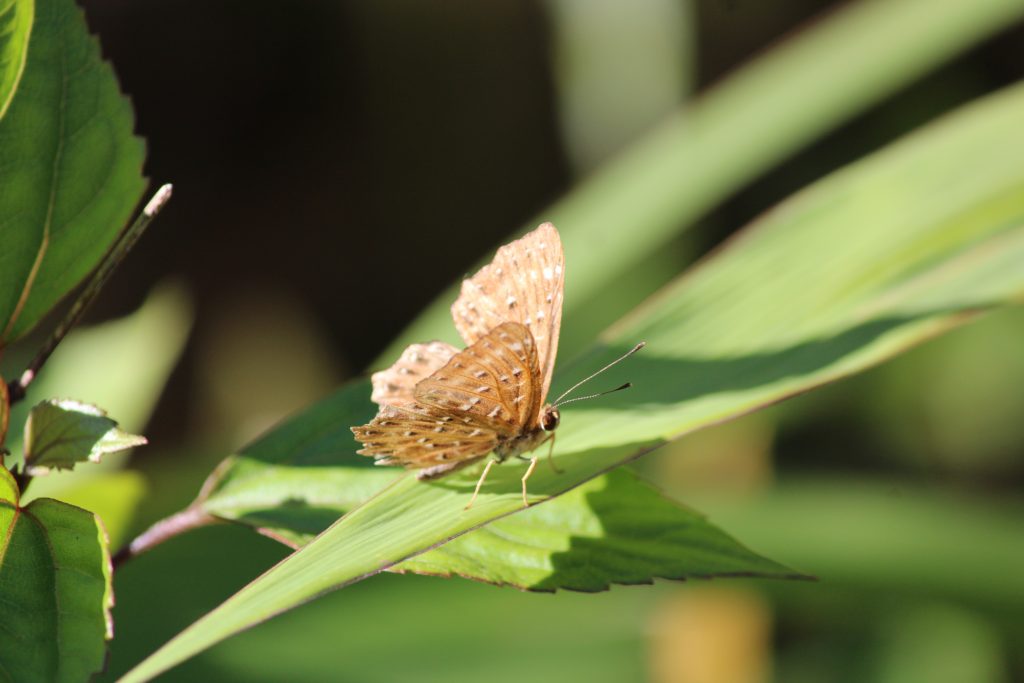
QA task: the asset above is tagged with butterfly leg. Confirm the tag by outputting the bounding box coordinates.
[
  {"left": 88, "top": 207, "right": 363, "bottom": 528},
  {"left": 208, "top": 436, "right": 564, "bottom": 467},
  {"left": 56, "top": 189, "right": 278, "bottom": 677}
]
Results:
[
  {"left": 520, "top": 456, "right": 538, "bottom": 507},
  {"left": 545, "top": 432, "right": 563, "bottom": 474},
  {"left": 465, "top": 459, "right": 497, "bottom": 511}
]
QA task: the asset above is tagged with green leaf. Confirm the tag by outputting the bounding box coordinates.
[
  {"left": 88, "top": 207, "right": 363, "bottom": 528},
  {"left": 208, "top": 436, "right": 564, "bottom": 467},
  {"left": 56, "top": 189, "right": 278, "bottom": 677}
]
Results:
[
  {"left": 23, "top": 399, "right": 146, "bottom": 476},
  {"left": 0, "top": 467, "right": 114, "bottom": 682},
  {"left": 397, "top": 469, "right": 804, "bottom": 590},
  {"left": 199, "top": 380, "right": 397, "bottom": 545},
  {"left": 0, "top": 0, "right": 32, "bottom": 120},
  {"left": 203, "top": 428, "right": 800, "bottom": 588},
  {"left": 120, "top": 79, "right": 1024, "bottom": 683},
  {"left": 378, "top": 0, "right": 1024, "bottom": 365},
  {"left": 0, "top": 0, "right": 145, "bottom": 345}
]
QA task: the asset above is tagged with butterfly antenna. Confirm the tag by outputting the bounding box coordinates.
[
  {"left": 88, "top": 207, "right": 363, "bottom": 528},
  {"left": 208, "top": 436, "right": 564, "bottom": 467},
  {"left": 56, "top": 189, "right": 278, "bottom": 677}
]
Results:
[
  {"left": 555, "top": 382, "right": 633, "bottom": 408},
  {"left": 553, "top": 341, "right": 646, "bottom": 406}
]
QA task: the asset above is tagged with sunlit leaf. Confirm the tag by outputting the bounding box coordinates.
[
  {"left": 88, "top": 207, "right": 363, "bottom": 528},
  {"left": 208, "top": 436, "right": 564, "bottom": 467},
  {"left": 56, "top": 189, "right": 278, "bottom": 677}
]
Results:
[
  {"left": 0, "top": 0, "right": 33, "bottom": 119},
  {"left": 120, "top": 78, "right": 1024, "bottom": 683},
  {"left": 397, "top": 469, "right": 804, "bottom": 590},
  {"left": 0, "top": 0, "right": 145, "bottom": 345},
  {"left": 23, "top": 399, "right": 146, "bottom": 476},
  {"left": 0, "top": 468, "right": 114, "bottom": 682}
]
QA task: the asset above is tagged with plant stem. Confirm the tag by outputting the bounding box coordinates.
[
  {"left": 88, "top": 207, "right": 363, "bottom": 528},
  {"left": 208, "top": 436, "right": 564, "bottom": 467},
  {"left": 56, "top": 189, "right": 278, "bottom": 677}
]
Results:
[
  {"left": 112, "top": 504, "right": 217, "bottom": 570},
  {"left": 6, "top": 184, "right": 173, "bottom": 405},
  {"left": 12, "top": 467, "right": 31, "bottom": 496}
]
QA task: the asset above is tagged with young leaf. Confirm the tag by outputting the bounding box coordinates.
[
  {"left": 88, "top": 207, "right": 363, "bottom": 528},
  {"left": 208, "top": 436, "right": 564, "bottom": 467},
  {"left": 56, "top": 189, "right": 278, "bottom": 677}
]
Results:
[
  {"left": 0, "top": 468, "right": 114, "bottom": 682},
  {"left": 0, "top": 0, "right": 33, "bottom": 119},
  {"left": 23, "top": 399, "right": 146, "bottom": 476},
  {"left": 0, "top": 0, "right": 145, "bottom": 345},
  {"left": 120, "top": 80, "right": 1024, "bottom": 683}
]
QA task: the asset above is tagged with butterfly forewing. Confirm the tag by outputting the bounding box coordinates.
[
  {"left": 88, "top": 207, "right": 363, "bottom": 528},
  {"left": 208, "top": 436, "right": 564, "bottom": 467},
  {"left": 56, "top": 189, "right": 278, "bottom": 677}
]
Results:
[
  {"left": 370, "top": 340, "right": 459, "bottom": 407},
  {"left": 414, "top": 322, "right": 542, "bottom": 436},
  {"left": 352, "top": 403, "right": 498, "bottom": 469},
  {"left": 450, "top": 222, "right": 563, "bottom": 402}
]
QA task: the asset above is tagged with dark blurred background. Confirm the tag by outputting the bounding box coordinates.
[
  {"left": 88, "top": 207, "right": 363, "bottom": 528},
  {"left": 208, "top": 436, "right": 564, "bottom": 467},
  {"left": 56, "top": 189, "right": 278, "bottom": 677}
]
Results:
[{"left": 41, "top": 0, "right": 1024, "bottom": 681}]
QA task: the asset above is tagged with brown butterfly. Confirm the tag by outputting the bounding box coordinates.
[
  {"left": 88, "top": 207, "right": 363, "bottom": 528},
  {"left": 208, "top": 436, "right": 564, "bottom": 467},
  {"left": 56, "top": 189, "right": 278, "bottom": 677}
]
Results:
[{"left": 352, "top": 223, "right": 640, "bottom": 509}]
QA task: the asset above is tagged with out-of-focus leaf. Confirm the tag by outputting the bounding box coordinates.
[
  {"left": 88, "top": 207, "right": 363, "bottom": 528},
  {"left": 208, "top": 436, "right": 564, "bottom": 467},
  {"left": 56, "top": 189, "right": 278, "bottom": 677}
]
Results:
[
  {"left": 121, "top": 80, "right": 1024, "bottom": 683},
  {"left": 379, "top": 0, "right": 1024, "bottom": 365},
  {"left": 0, "top": 0, "right": 145, "bottom": 345},
  {"left": 23, "top": 398, "right": 145, "bottom": 476},
  {"left": 546, "top": 0, "right": 693, "bottom": 173},
  {"left": 0, "top": 0, "right": 33, "bottom": 119},
  {"left": 871, "top": 604, "right": 1007, "bottom": 683},
  {"left": 0, "top": 467, "right": 113, "bottom": 682},
  {"left": 54, "top": 470, "right": 147, "bottom": 549},
  {"left": 696, "top": 477, "right": 1024, "bottom": 616}
]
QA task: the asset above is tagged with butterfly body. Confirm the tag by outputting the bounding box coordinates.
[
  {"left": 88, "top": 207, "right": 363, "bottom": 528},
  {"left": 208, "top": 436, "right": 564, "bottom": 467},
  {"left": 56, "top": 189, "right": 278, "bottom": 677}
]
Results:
[{"left": 494, "top": 405, "right": 558, "bottom": 459}]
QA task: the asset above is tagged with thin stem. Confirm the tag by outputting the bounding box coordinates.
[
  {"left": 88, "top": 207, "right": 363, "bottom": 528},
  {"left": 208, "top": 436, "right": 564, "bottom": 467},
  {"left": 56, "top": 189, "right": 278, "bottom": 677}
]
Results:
[
  {"left": 112, "top": 504, "right": 217, "bottom": 570},
  {"left": 12, "top": 467, "right": 31, "bottom": 496},
  {"left": 6, "top": 184, "right": 173, "bottom": 405}
]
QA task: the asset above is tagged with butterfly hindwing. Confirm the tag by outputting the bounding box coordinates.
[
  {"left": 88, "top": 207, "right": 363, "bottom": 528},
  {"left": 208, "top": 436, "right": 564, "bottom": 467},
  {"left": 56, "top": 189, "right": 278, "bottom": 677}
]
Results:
[
  {"left": 450, "top": 222, "right": 563, "bottom": 402},
  {"left": 352, "top": 403, "right": 498, "bottom": 469},
  {"left": 414, "top": 322, "right": 542, "bottom": 437},
  {"left": 370, "top": 340, "right": 459, "bottom": 407}
]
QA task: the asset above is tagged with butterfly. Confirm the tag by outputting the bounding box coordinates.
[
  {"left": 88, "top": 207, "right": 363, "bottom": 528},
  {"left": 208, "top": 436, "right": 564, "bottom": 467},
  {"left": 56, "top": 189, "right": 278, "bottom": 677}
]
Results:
[{"left": 352, "top": 222, "right": 640, "bottom": 509}]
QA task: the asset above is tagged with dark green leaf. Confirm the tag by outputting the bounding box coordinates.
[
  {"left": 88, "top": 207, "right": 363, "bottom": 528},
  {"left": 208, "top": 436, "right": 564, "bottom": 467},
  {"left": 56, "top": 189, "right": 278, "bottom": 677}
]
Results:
[
  {"left": 0, "top": 0, "right": 145, "bottom": 345},
  {"left": 0, "top": 467, "right": 114, "bottom": 682},
  {"left": 23, "top": 399, "right": 146, "bottom": 476}
]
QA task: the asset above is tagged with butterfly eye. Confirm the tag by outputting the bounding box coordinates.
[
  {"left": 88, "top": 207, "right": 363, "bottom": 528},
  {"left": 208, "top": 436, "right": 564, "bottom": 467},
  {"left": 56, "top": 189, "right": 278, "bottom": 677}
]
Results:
[{"left": 541, "top": 408, "right": 560, "bottom": 432}]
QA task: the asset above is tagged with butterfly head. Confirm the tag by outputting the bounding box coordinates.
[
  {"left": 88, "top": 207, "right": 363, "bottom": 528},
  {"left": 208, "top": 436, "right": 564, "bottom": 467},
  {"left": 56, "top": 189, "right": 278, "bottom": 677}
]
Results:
[{"left": 540, "top": 405, "right": 560, "bottom": 432}]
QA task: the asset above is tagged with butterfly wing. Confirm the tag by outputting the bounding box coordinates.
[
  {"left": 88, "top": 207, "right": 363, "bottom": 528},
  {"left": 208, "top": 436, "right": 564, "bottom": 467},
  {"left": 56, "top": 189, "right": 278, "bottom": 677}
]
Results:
[
  {"left": 370, "top": 341, "right": 459, "bottom": 407},
  {"left": 414, "top": 322, "right": 543, "bottom": 434},
  {"left": 450, "top": 223, "right": 563, "bottom": 402},
  {"left": 352, "top": 403, "right": 498, "bottom": 470}
]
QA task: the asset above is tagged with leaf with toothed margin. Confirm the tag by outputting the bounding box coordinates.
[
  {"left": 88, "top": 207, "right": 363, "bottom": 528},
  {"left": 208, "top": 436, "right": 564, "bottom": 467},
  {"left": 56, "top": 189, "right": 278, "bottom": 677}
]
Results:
[
  {"left": 23, "top": 398, "right": 146, "bottom": 476},
  {"left": 0, "top": 0, "right": 146, "bottom": 346},
  {"left": 395, "top": 468, "right": 807, "bottom": 591},
  {"left": 0, "top": 468, "right": 114, "bottom": 682}
]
